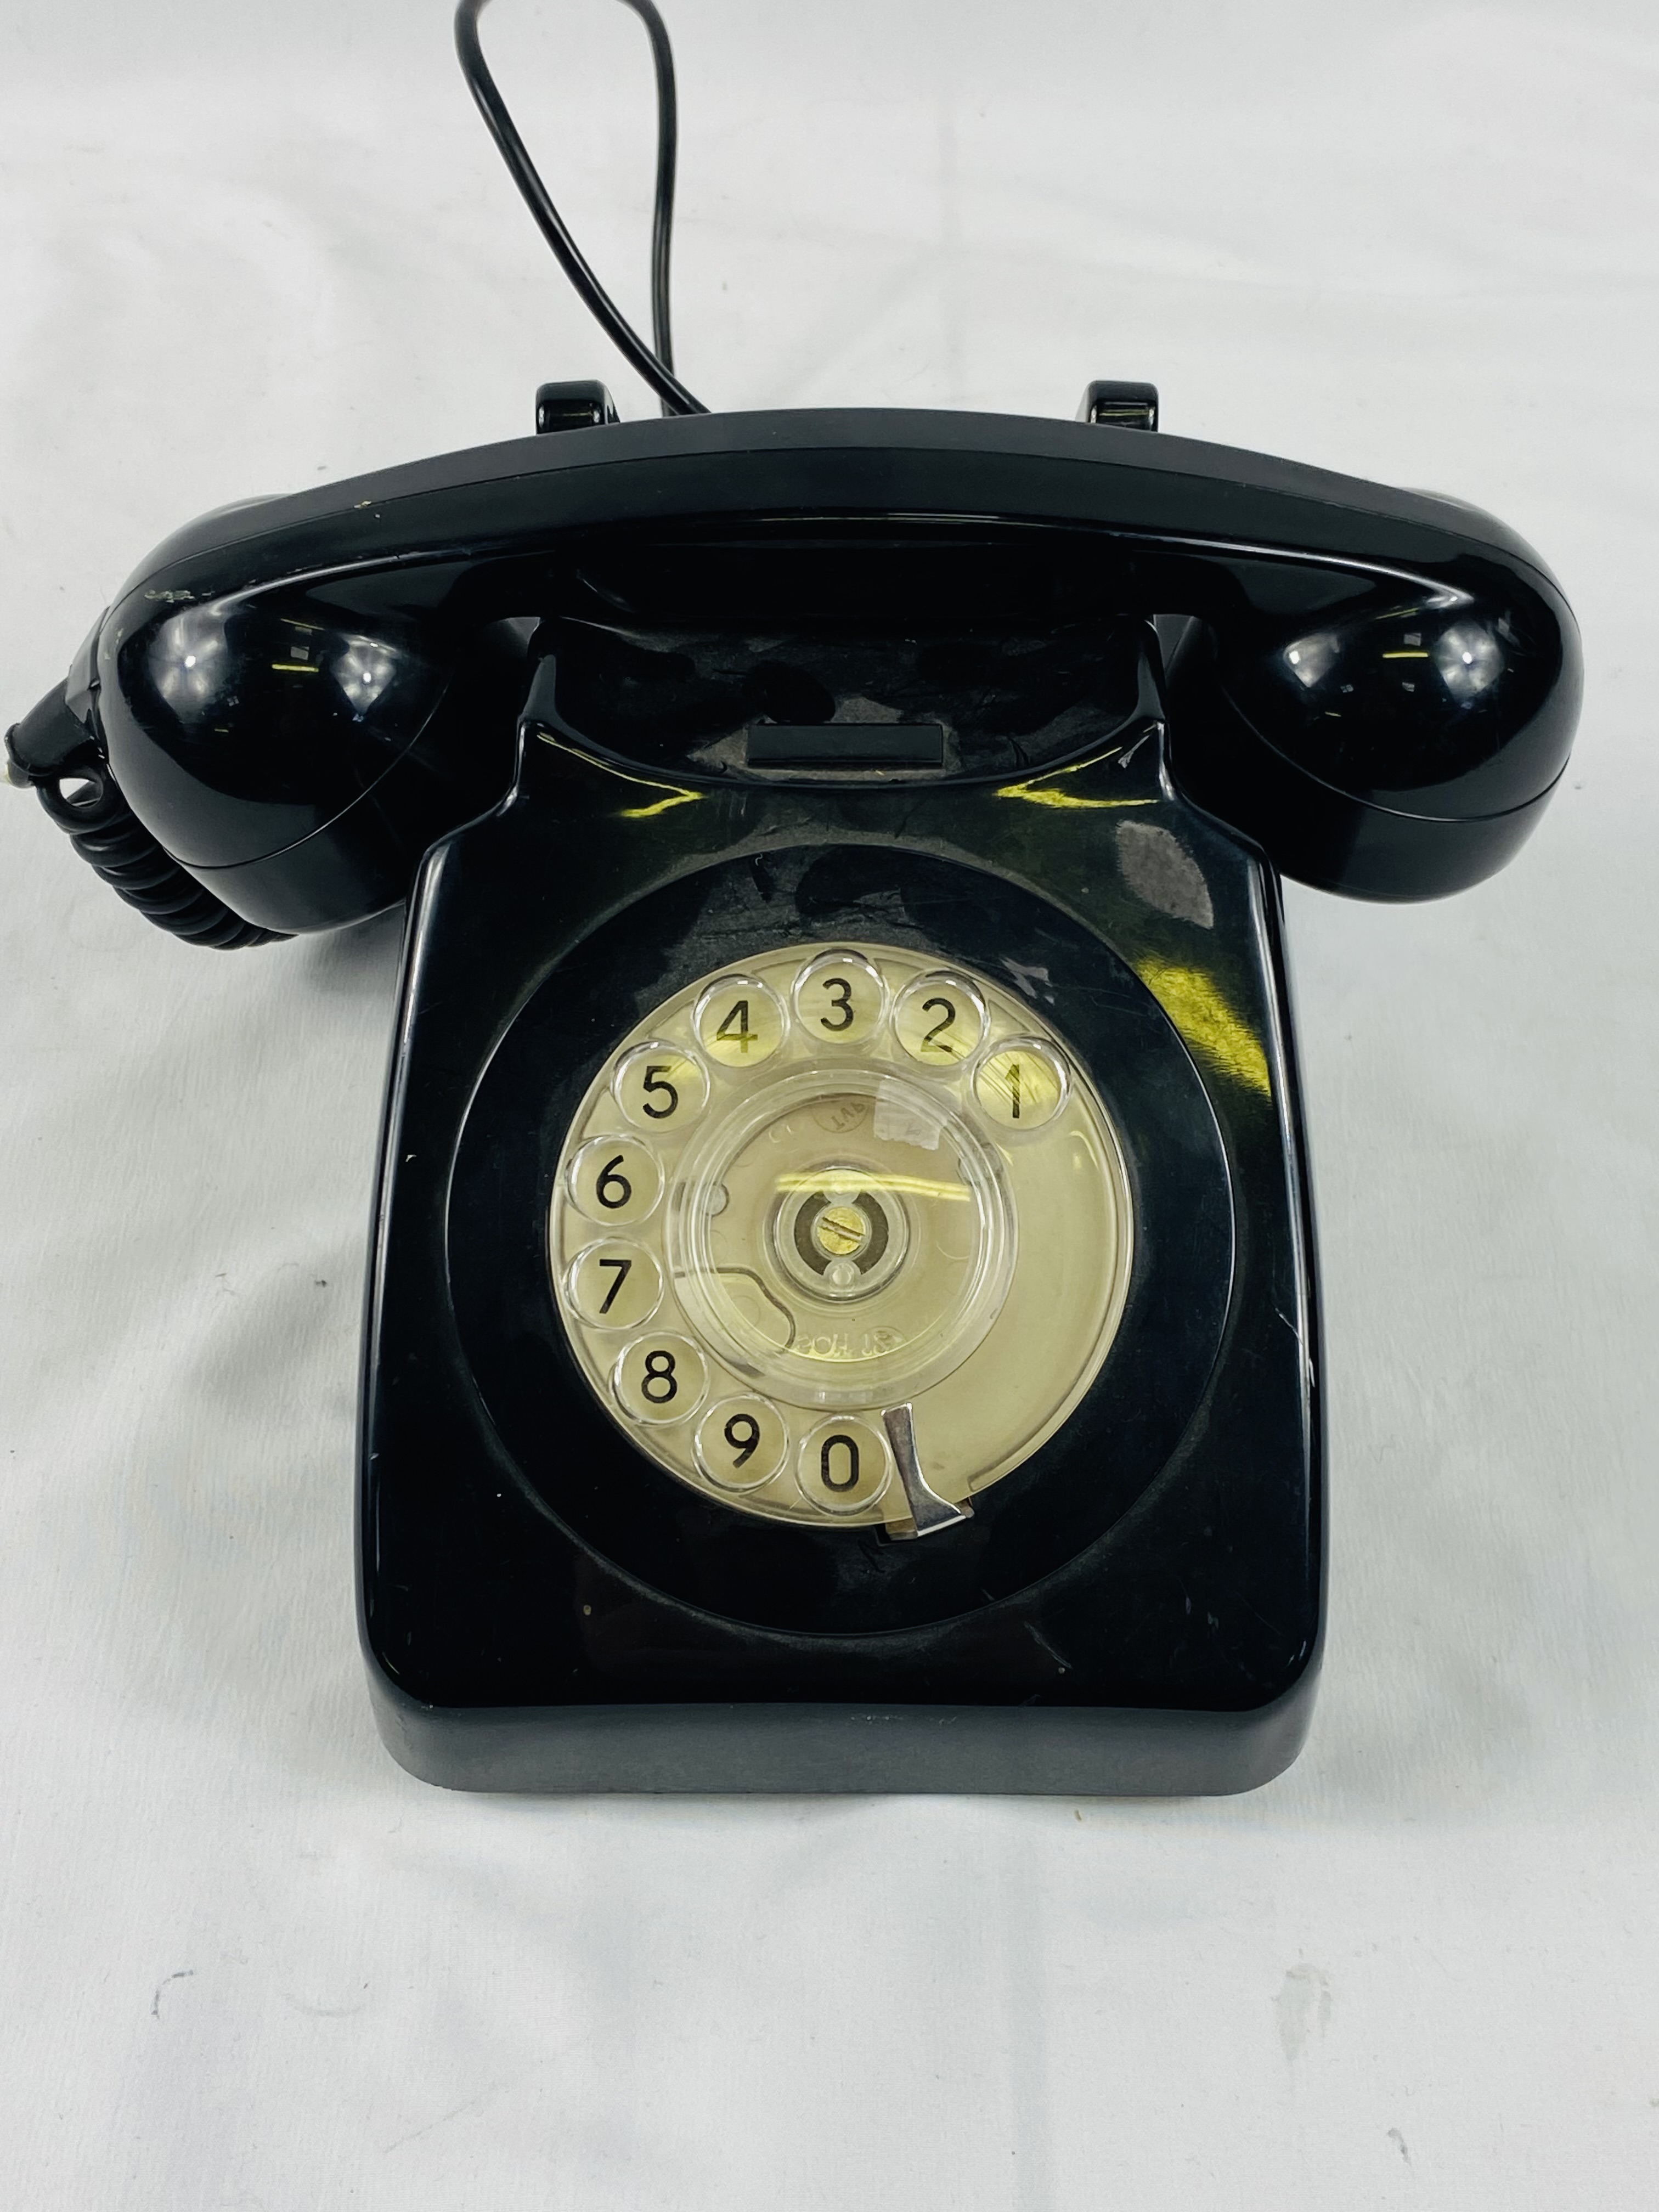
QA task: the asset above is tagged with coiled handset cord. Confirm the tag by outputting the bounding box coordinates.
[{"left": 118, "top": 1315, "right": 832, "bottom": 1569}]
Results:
[
  {"left": 34, "top": 766, "right": 284, "bottom": 949},
  {"left": 4, "top": 670, "right": 289, "bottom": 948}
]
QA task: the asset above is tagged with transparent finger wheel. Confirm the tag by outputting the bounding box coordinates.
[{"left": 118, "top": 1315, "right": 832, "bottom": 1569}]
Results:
[{"left": 549, "top": 943, "right": 1133, "bottom": 1536}]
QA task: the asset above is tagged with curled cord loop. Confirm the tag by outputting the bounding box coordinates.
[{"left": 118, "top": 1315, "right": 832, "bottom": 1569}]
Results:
[{"left": 36, "top": 769, "right": 287, "bottom": 950}]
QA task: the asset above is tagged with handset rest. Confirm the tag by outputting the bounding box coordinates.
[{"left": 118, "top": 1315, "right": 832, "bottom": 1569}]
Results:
[{"left": 8, "top": 409, "right": 1580, "bottom": 932}]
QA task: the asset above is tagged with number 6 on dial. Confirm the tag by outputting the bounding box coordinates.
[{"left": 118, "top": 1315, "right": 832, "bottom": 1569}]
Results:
[{"left": 567, "top": 1135, "right": 663, "bottom": 1224}]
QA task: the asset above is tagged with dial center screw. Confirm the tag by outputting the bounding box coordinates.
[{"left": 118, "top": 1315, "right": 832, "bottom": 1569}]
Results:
[{"left": 812, "top": 1201, "right": 870, "bottom": 1259}]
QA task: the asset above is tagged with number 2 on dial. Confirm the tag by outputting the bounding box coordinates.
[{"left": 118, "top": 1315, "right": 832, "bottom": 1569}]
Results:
[
  {"left": 895, "top": 972, "right": 984, "bottom": 1066},
  {"left": 920, "top": 995, "right": 957, "bottom": 1054}
]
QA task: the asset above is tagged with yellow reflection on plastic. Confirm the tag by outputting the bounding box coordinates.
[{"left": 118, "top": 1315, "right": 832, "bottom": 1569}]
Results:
[
  {"left": 996, "top": 779, "right": 1156, "bottom": 812},
  {"left": 1136, "top": 958, "right": 1272, "bottom": 1097},
  {"left": 534, "top": 733, "right": 703, "bottom": 820},
  {"left": 618, "top": 786, "right": 701, "bottom": 820},
  {"left": 995, "top": 748, "right": 1159, "bottom": 813},
  {"left": 772, "top": 1172, "right": 973, "bottom": 1203}
]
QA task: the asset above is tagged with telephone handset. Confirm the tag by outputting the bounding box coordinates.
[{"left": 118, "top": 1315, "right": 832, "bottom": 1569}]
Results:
[
  {"left": 8, "top": 409, "right": 1578, "bottom": 935},
  {"left": 5, "top": 4, "right": 1581, "bottom": 1796}
]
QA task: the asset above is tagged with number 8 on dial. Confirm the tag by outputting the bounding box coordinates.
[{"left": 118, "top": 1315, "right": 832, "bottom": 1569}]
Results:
[
  {"left": 550, "top": 938, "right": 1135, "bottom": 1533},
  {"left": 613, "top": 1334, "right": 707, "bottom": 1423}
]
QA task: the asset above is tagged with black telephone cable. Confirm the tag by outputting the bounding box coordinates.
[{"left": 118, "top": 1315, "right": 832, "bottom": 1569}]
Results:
[{"left": 455, "top": 0, "right": 706, "bottom": 415}]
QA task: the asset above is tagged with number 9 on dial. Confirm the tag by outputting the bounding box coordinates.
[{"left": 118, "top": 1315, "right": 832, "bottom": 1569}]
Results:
[{"left": 695, "top": 1397, "right": 788, "bottom": 1492}]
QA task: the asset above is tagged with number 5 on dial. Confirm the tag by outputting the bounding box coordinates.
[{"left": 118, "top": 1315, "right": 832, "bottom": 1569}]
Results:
[{"left": 615, "top": 1043, "right": 709, "bottom": 1128}]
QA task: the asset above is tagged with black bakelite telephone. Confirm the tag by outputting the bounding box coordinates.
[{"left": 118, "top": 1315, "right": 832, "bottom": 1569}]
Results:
[{"left": 5, "top": 1, "right": 1581, "bottom": 1794}]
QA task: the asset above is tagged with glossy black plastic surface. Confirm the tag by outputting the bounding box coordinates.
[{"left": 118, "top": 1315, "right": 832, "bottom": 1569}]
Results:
[
  {"left": 450, "top": 847, "right": 1234, "bottom": 1637},
  {"left": 358, "top": 652, "right": 1324, "bottom": 1793},
  {"left": 1079, "top": 379, "right": 1160, "bottom": 430},
  {"left": 7, "top": 680, "right": 99, "bottom": 782},
  {"left": 55, "top": 408, "right": 1578, "bottom": 930},
  {"left": 535, "top": 378, "right": 620, "bottom": 432}
]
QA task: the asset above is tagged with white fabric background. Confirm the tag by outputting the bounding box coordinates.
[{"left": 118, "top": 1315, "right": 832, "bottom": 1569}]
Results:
[{"left": 1, "top": 3, "right": 1655, "bottom": 2204}]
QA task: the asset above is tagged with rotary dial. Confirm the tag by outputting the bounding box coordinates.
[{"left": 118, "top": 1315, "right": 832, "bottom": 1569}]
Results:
[{"left": 549, "top": 942, "right": 1133, "bottom": 1536}]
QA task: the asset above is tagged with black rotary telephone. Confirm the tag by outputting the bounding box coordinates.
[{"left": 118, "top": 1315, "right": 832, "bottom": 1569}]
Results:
[{"left": 5, "top": 1, "right": 1581, "bottom": 1795}]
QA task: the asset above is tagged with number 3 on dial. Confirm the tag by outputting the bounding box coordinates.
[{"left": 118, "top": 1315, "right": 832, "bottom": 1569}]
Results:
[{"left": 792, "top": 950, "right": 885, "bottom": 1045}]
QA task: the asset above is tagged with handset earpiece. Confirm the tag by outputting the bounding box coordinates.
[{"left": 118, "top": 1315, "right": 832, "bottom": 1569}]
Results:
[
  {"left": 1161, "top": 508, "right": 1582, "bottom": 900},
  {"left": 6, "top": 589, "right": 528, "bottom": 942}
]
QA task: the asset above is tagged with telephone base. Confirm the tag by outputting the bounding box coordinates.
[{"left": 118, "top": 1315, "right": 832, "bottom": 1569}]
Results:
[
  {"left": 366, "top": 1675, "right": 1320, "bottom": 1798},
  {"left": 358, "top": 687, "right": 1325, "bottom": 1797}
]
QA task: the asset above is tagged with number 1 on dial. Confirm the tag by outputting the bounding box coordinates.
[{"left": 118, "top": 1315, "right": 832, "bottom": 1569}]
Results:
[{"left": 973, "top": 1041, "right": 1066, "bottom": 1131}]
